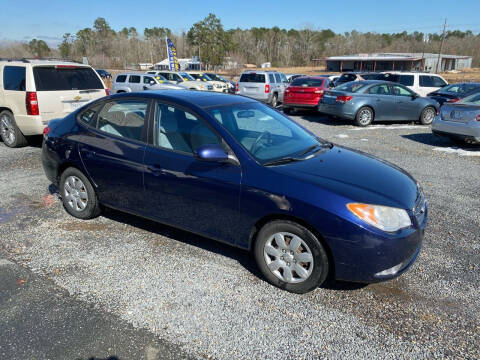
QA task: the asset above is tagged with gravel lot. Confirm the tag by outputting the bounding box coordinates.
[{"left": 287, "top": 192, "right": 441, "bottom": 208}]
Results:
[{"left": 0, "top": 113, "right": 479, "bottom": 359}]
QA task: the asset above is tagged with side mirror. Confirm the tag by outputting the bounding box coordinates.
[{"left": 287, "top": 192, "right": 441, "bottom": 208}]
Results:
[
  {"left": 150, "top": 80, "right": 155, "bottom": 85},
  {"left": 194, "top": 144, "right": 229, "bottom": 162},
  {"left": 411, "top": 93, "right": 419, "bottom": 99}
]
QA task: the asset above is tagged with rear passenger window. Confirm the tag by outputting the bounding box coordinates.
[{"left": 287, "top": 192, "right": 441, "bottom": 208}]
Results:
[
  {"left": 116, "top": 75, "right": 127, "bottom": 83},
  {"left": 79, "top": 103, "right": 103, "bottom": 125},
  {"left": 274, "top": 73, "right": 281, "bottom": 83},
  {"left": 368, "top": 84, "right": 390, "bottom": 95},
  {"left": 269, "top": 74, "right": 275, "bottom": 83},
  {"left": 129, "top": 75, "right": 141, "bottom": 84},
  {"left": 96, "top": 100, "right": 148, "bottom": 141},
  {"left": 3, "top": 66, "right": 26, "bottom": 91}
]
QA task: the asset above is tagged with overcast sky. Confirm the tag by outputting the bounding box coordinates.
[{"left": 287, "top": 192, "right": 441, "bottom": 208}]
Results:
[{"left": 2, "top": 0, "right": 479, "bottom": 46}]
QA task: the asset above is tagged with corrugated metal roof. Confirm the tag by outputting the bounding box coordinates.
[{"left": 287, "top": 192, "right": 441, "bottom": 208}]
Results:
[{"left": 327, "top": 53, "right": 471, "bottom": 61}]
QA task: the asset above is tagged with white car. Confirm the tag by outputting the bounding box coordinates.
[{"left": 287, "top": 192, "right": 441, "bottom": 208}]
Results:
[
  {"left": 382, "top": 72, "right": 448, "bottom": 97},
  {"left": 187, "top": 71, "right": 228, "bottom": 92},
  {"left": 0, "top": 59, "right": 108, "bottom": 147},
  {"left": 112, "top": 73, "right": 184, "bottom": 93},
  {"left": 155, "top": 71, "right": 213, "bottom": 91}
]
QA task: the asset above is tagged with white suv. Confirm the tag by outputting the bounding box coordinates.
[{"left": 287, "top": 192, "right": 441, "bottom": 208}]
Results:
[
  {"left": 112, "top": 73, "right": 184, "bottom": 93},
  {"left": 0, "top": 59, "right": 108, "bottom": 147},
  {"left": 382, "top": 72, "right": 448, "bottom": 97}
]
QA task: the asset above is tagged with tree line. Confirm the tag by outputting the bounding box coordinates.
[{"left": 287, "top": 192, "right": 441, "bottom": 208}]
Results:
[{"left": 1, "top": 14, "right": 479, "bottom": 70}]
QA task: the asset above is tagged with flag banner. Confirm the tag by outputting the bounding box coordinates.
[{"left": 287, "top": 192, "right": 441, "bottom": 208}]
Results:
[{"left": 166, "top": 38, "right": 180, "bottom": 71}]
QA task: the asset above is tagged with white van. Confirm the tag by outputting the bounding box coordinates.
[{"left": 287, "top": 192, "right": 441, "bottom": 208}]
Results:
[
  {"left": 0, "top": 59, "right": 108, "bottom": 147},
  {"left": 382, "top": 72, "right": 448, "bottom": 97}
]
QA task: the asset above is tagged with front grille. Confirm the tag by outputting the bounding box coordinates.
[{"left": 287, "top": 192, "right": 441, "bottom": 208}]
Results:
[{"left": 413, "top": 188, "right": 426, "bottom": 224}]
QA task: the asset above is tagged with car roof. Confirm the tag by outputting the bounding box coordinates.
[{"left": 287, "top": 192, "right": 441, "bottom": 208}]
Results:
[{"left": 110, "top": 90, "right": 256, "bottom": 109}]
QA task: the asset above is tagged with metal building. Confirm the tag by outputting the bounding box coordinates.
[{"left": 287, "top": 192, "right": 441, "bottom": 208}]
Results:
[{"left": 325, "top": 53, "right": 472, "bottom": 73}]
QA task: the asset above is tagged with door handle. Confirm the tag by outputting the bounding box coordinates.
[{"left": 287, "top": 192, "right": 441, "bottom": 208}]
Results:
[
  {"left": 146, "top": 164, "right": 164, "bottom": 176},
  {"left": 82, "top": 148, "right": 96, "bottom": 157}
]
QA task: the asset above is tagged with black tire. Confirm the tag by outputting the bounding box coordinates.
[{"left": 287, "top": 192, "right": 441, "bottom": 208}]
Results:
[
  {"left": 0, "top": 110, "right": 28, "bottom": 148},
  {"left": 254, "top": 220, "right": 329, "bottom": 294},
  {"left": 354, "top": 106, "right": 374, "bottom": 127},
  {"left": 420, "top": 106, "right": 436, "bottom": 125},
  {"left": 283, "top": 107, "right": 291, "bottom": 114},
  {"left": 270, "top": 93, "right": 278, "bottom": 108},
  {"left": 60, "top": 167, "right": 101, "bottom": 220}
]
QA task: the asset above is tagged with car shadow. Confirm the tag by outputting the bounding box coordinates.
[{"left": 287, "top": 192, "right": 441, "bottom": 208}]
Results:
[
  {"left": 402, "top": 133, "right": 480, "bottom": 148},
  {"left": 48, "top": 184, "right": 370, "bottom": 293}
]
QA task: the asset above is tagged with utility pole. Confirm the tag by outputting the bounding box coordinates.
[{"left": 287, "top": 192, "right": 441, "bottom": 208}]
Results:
[{"left": 436, "top": 19, "right": 447, "bottom": 74}]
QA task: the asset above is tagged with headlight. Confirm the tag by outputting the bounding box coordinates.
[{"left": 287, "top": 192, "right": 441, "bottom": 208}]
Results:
[{"left": 347, "top": 203, "right": 412, "bottom": 232}]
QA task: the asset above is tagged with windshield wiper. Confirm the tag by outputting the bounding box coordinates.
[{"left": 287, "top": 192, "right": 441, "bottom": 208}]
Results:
[
  {"left": 263, "top": 157, "right": 304, "bottom": 166},
  {"left": 299, "top": 142, "right": 333, "bottom": 156}
]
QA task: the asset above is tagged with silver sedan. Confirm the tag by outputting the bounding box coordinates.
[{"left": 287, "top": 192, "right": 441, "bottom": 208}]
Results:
[{"left": 432, "top": 92, "right": 480, "bottom": 144}]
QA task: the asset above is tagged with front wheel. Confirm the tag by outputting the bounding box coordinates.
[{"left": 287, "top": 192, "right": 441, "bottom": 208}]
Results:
[
  {"left": 60, "top": 167, "right": 101, "bottom": 220},
  {"left": 254, "top": 220, "right": 329, "bottom": 293},
  {"left": 354, "top": 107, "right": 374, "bottom": 127},
  {"left": 420, "top": 106, "right": 436, "bottom": 125}
]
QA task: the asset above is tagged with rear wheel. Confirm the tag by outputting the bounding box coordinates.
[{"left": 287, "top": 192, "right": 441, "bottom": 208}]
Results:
[
  {"left": 354, "top": 106, "right": 374, "bottom": 127},
  {"left": 420, "top": 106, "right": 436, "bottom": 125},
  {"left": 0, "top": 110, "right": 28, "bottom": 148},
  {"left": 254, "top": 220, "right": 329, "bottom": 293},
  {"left": 270, "top": 93, "right": 278, "bottom": 108},
  {"left": 60, "top": 167, "right": 101, "bottom": 220}
]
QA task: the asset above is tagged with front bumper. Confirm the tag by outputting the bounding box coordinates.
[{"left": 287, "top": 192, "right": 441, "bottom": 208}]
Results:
[
  {"left": 315, "top": 202, "right": 427, "bottom": 283},
  {"left": 431, "top": 116, "right": 480, "bottom": 142}
]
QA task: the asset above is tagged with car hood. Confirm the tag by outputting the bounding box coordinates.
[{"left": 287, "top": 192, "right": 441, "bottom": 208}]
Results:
[{"left": 270, "top": 145, "right": 419, "bottom": 210}]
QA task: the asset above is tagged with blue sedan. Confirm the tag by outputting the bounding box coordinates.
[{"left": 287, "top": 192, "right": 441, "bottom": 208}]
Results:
[
  {"left": 42, "top": 90, "right": 427, "bottom": 293},
  {"left": 318, "top": 80, "right": 439, "bottom": 126}
]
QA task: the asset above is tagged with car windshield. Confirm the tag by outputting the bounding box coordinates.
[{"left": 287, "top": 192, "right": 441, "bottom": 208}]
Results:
[
  {"left": 154, "top": 74, "right": 168, "bottom": 82},
  {"left": 459, "top": 92, "right": 480, "bottom": 105},
  {"left": 179, "top": 72, "right": 195, "bottom": 81},
  {"left": 291, "top": 77, "right": 324, "bottom": 87},
  {"left": 193, "top": 73, "right": 212, "bottom": 81},
  {"left": 207, "top": 102, "right": 328, "bottom": 164},
  {"left": 334, "top": 82, "right": 367, "bottom": 93}
]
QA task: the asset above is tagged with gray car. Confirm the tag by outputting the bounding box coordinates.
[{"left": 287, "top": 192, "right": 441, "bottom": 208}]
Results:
[
  {"left": 236, "top": 70, "right": 288, "bottom": 107},
  {"left": 432, "top": 92, "right": 480, "bottom": 144},
  {"left": 318, "top": 80, "right": 439, "bottom": 127}
]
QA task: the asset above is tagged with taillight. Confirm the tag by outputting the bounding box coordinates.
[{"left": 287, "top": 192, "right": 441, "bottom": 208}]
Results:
[
  {"left": 26, "top": 91, "right": 39, "bottom": 116},
  {"left": 105, "top": 88, "right": 111, "bottom": 96},
  {"left": 336, "top": 95, "right": 353, "bottom": 103},
  {"left": 265, "top": 84, "right": 270, "bottom": 93},
  {"left": 476, "top": 114, "right": 480, "bottom": 122},
  {"left": 447, "top": 98, "right": 460, "bottom": 103},
  {"left": 235, "top": 82, "right": 239, "bottom": 93},
  {"left": 43, "top": 126, "right": 50, "bottom": 136}
]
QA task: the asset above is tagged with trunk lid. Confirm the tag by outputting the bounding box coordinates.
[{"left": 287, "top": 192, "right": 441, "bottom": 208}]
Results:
[{"left": 440, "top": 103, "right": 480, "bottom": 123}]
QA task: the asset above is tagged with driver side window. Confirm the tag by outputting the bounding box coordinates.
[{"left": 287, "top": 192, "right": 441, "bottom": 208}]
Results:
[{"left": 391, "top": 85, "right": 413, "bottom": 97}]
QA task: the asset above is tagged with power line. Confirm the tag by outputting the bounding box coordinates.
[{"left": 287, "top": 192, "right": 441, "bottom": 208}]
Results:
[{"left": 436, "top": 19, "right": 447, "bottom": 74}]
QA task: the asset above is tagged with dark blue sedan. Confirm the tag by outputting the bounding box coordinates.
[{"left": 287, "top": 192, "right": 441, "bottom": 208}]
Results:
[{"left": 42, "top": 90, "right": 427, "bottom": 293}]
